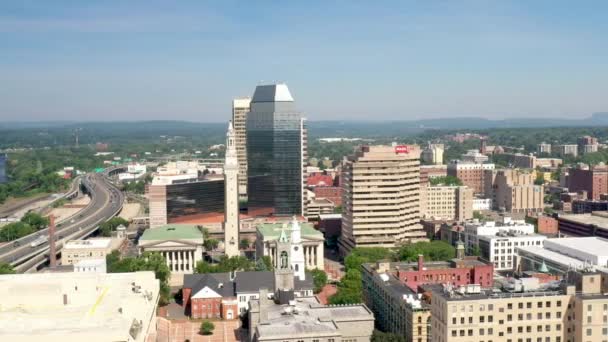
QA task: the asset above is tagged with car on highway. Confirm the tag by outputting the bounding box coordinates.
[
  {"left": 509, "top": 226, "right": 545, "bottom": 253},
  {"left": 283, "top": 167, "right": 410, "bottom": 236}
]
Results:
[
  {"left": 13, "top": 241, "right": 20, "bottom": 247},
  {"left": 30, "top": 235, "right": 48, "bottom": 248}
]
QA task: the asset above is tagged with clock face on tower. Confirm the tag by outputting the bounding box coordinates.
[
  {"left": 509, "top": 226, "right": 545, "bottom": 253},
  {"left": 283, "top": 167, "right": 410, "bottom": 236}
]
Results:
[{"left": 294, "top": 246, "right": 299, "bottom": 251}]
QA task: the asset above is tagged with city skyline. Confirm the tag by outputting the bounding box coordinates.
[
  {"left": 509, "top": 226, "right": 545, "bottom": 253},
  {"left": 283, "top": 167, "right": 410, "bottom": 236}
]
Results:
[{"left": 1, "top": 1, "right": 608, "bottom": 122}]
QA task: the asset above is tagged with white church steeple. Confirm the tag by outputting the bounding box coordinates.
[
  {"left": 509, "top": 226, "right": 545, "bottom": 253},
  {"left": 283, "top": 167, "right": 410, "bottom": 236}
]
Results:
[{"left": 290, "top": 216, "right": 305, "bottom": 281}]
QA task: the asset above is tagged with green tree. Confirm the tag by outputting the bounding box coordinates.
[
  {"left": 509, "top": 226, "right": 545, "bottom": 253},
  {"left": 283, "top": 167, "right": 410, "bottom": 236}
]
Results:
[
  {"left": 469, "top": 244, "right": 481, "bottom": 257},
  {"left": 429, "top": 175, "right": 463, "bottom": 186},
  {"left": 239, "top": 239, "right": 250, "bottom": 250},
  {"left": 473, "top": 211, "right": 486, "bottom": 221},
  {"left": 255, "top": 256, "right": 274, "bottom": 271},
  {"left": 310, "top": 269, "right": 328, "bottom": 294},
  {"left": 200, "top": 320, "right": 215, "bottom": 335},
  {"left": 329, "top": 269, "right": 363, "bottom": 304},
  {"left": 371, "top": 330, "right": 407, "bottom": 342},
  {"left": 21, "top": 212, "right": 49, "bottom": 230},
  {"left": 203, "top": 238, "right": 219, "bottom": 251},
  {"left": 195, "top": 256, "right": 255, "bottom": 274},
  {"left": 396, "top": 241, "right": 456, "bottom": 262},
  {"left": 0, "top": 262, "right": 16, "bottom": 274},
  {"left": 99, "top": 217, "right": 129, "bottom": 237}
]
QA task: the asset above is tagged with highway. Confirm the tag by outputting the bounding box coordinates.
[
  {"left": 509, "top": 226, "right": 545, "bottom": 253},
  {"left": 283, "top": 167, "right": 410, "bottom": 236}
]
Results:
[
  {"left": 0, "top": 173, "right": 124, "bottom": 269},
  {"left": 0, "top": 177, "right": 82, "bottom": 257}
]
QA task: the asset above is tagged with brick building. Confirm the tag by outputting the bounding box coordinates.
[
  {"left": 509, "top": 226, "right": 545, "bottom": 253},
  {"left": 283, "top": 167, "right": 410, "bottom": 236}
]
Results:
[
  {"left": 182, "top": 273, "right": 238, "bottom": 319},
  {"left": 447, "top": 161, "right": 495, "bottom": 194},
  {"left": 567, "top": 165, "right": 608, "bottom": 200},
  {"left": 312, "top": 186, "right": 342, "bottom": 206},
  {"left": 306, "top": 172, "right": 335, "bottom": 187},
  {"left": 537, "top": 215, "right": 558, "bottom": 235}
]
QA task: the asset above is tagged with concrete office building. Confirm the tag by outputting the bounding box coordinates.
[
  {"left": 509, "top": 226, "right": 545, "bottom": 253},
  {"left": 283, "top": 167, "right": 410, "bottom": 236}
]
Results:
[
  {"left": 429, "top": 269, "right": 608, "bottom": 342},
  {"left": 247, "top": 83, "right": 307, "bottom": 217},
  {"left": 420, "top": 185, "right": 473, "bottom": 221},
  {"left": 420, "top": 164, "right": 448, "bottom": 184},
  {"left": 578, "top": 136, "right": 599, "bottom": 155},
  {"left": 477, "top": 232, "right": 546, "bottom": 271},
  {"left": 538, "top": 142, "right": 552, "bottom": 154},
  {"left": 461, "top": 149, "right": 489, "bottom": 164},
  {"left": 484, "top": 169, "right": 544, "bottom": 213},
  {"left": 61, "top": 238, "right": 112, "bottom": 266},
  {"left": 249, "top": 293, "right": 374, "bottom": 342},
  {"left": 447, "top": 161, "right": 495, "bottom": 194},
  {"left": 503, "top": 153, "right": 537, "bottom": 169},
  {"left": 362, "top": 264, "right": 431, "bottom": 342},
  {"left": 339, "top": 145, "right": 426, "bottom": 254},
  {"left": 421, "top": 143, "right": 444, "bottom": 165},
  {"left": 555, "top": 144, "right": 578, "bottom": 157},
  {"left": 232, "top": 97, "right": 251, "bottom": 197},
  {"left": 567, "top": 164, "right": 608, "bottom": 200},
  {"left": 255, "top": 219, "right": 324, "bottom": 273},
  {"left": 0, "top": 153, "right": 6, "bottom": 184},
  {"left": 536, "top": 157, "right": 563, "bottom": 169},
  {"left": 0, "top": 271, "right": 159, "bottom": 342},
  {"left": 138, "top": 224, "right": 204, "bottom": 286}
]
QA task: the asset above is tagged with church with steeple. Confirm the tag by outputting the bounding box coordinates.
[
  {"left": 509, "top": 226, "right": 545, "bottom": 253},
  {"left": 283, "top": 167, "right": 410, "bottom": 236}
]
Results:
[{"left": 255, "top": 218, "right": 325, "bottom": 275}]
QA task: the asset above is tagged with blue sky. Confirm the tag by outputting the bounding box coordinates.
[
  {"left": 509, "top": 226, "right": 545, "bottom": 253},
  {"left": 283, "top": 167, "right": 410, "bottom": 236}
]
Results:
[{"left": 1, "top": 1, "right": 607, "bottom": 122}]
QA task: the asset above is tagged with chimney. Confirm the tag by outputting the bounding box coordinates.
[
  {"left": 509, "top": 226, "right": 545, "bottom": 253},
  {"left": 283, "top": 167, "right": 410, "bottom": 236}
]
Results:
[
  {"left": 49, "top": 215, "right": 57, "bottom": 268},
  {"left": 417, "top": 254, "right": 424, "bottom": 271}
]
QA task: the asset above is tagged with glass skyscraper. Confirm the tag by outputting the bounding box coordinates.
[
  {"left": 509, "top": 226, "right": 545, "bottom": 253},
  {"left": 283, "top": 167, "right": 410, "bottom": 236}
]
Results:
[{"left": 247, "top": 84, "right": 307, "bottom": 216}]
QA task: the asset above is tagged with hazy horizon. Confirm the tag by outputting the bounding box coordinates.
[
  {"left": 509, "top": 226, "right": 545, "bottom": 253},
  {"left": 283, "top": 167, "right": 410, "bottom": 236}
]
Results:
[{"left": 1, "top": 1, "right": 607, "bottom": 122}]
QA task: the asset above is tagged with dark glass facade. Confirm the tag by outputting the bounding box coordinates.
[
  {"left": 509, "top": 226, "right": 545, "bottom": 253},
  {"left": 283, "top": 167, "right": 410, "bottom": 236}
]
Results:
[
  {"left": 0, "top": 153, "right": 6, "bottom": 184},
  {"left": 166, "top": 179, "right": 225, "bottom": 220},
  {"left": 247, "top": 88, "right": 304, "bottom": 216}
]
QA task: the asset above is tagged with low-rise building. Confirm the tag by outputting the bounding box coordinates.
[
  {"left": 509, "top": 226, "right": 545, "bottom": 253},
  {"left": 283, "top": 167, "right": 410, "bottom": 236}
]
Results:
[
  {"left": 249, "top": 293, "right": 374, "bottom": 342},
  {"left": 183, "top": 270, "right": 314, "bottom": 318},
  {"left": 555, "top": 144, "right": 578, "bottom": 157},
  {"left": 138, "top": 224, "right": 204, "bottom": 286},
  {"left": 61, "top": 238, "right": 112, "bottom": 266},
  {"left": 538, "top": 142, "right": 552, "bottom": 154},
  {"left": 0, "top": 271, "right": 159, "bottom": 342},
  {"left": 472, "top": 197, "right": 492, "bottom": 211},
  {"left": 255, "top": 220, "right": 324, "bottom": 272},
  {"left": 536, "top": 157, "right": 563, "bottom": 169},
  {"left": 477, "top": 231, "right": 546, "bottom": 271},
  {"left": 557, "top": 212, "right": 608, "bottom": 239},
  {"left": 516, "top": 236, "right": 608, "bottom": 274}
]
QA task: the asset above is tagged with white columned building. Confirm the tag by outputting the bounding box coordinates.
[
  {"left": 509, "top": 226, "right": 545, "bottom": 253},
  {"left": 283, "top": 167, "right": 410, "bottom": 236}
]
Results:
[{"left": 138, "top": 224, "right": 205, "bottom": 286}]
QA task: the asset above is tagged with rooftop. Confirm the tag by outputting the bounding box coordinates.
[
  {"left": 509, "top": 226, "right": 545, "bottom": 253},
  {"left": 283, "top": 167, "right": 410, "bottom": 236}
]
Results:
[
  {"left": 544, "top": 237, "right": 608, "bottom": 258},
  {"left": 139, "top": 224, "right": 204, "bottom": 241},
  {"left": 253, "top": 297, "right": 373, "bottom": 339},
  {"left": 63, "top": 238, "right": 112, "bottom": 249},
  {"left": 559, "top": 213, "right": 608, "bottom": 229},
  {"left": 257, "top": 222, "right": 323, "bottom": 240},
  {"left": 252, "top": 83, "right": 294, "bottom": 103},
  {"left": 517, "top": 245, "right": 588, "bottom": 269},
  {"left": 0, "top": 271, "right": 159, "bottom": 342}
]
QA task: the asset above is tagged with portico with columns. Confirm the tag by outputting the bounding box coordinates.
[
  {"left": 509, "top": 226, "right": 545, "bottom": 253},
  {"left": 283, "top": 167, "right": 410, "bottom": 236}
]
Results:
[
  {"left": 255, "top": 219, "right": 325, "bottom": 272},
  {"left": 138, "top": 224, "right": 205, "bottom": 286}
]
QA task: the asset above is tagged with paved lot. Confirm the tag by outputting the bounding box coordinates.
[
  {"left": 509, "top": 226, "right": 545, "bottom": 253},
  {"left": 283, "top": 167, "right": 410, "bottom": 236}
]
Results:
[{"left": 154, "top": 318, "right": 243, "bottom": 342}]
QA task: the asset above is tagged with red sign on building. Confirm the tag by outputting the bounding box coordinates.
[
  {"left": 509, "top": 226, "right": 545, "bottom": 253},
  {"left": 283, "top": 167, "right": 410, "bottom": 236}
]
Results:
[{"left": 395, "top": 145, "right": 410, "bottom": 154}]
